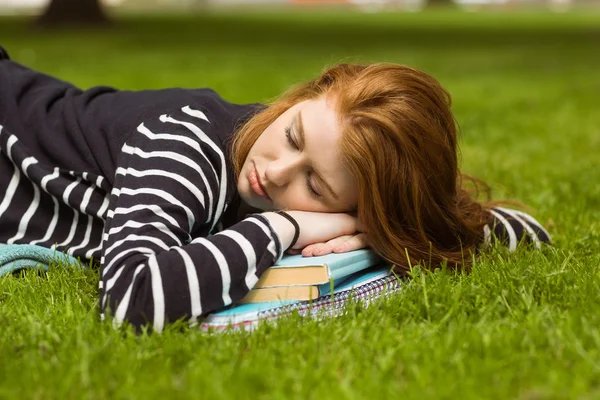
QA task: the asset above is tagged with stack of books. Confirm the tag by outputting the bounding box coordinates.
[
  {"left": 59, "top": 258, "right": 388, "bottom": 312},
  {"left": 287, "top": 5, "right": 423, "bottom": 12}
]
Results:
[
  {"left": 202, "top": 250, "right": 403, "bottom": 332},
  {"left": 239, "top": 249, "right": 384, "bottom": 303}
]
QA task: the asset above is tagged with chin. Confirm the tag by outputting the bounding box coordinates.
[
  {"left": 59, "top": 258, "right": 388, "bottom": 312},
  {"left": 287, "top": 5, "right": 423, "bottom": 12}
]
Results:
[{"left": 238, "top": 187, "right": 265, "bottom": 211}]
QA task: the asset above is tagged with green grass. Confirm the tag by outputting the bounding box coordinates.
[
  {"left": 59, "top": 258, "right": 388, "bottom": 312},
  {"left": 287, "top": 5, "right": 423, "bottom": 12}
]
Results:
[{"left": 1, "top": 10, "right": 600, "bottom": 399}]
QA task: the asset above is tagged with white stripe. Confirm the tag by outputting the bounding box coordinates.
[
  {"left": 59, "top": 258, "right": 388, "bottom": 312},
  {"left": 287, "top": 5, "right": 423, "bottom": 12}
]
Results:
[
  {"left": 61, "top": 177, "right": 82, "bottom": 208},
  {"left": 96, "top": 194, "right": 110, "bottom": 220},
  {"left": 160, "top": 114, "right": 227, "bottom": 232},
  {"left": 102, "top": 246, "right": 154, "bottom": 277},
  {"left": 68, "top": 215, "right": 95, "bottom": 255},
  {"left": 113, "top": 204, "right": 181, "bottom": 229},
  {"left": 105, "top": 186, "right": 122, "bottom": 221},
  {"left": 112, "top": 264, "right": 146, "bottom": 329},
  {"left": 53, "top": 208, "right": 79, "bottom": 248},
  {"left": 7, "top": 183, "right": 40, "bottom": 244},
  {"left": 4, "top": 135, "right": 18, "bottom": 162},
  {"left": 30, "top": 197, "right": 60, "bottom": 245},
  {"left": 247, "top": 217, "right": 281, "bottom": 261},
  {"left": 136, "top": 123, "right": 219, "bottom": 183},
  {"left": 0, "top": 138, "right": 21, "bottom": 218},
  {"left": 36, "top": 166, "right": 104, "bottom": 219},
  {"left": 78, "top": 183, "right": 96, "bottom": 215},
  {"left": 122, "top": 143, "right": 214, "bottom": 222},
  {"left": 85, "top": 243, "right": 102, "bottom": 260},
  {"left": 215, "top": 230, "right": 259, "bottom": 289},
  {"left": 172, "top": 247, "right": 203, "bottom": 324},
  {"left": 116, "top": 166, "right": 205, "bottom": 214},
  {"left": 20, "top": 157, "right": 37, "bottom": 177},
  {"left": 50, "top": 175, "right": 84, "bottom": 250},
  {"left": 40, "top": 167, "right": 61, "bottom": 189},
  {"left": 0, "top": 168, "right": 20, "bottom": 222},
  {"left": 490, "top": 209, "right": 518, "bottom": 252},
  {"left": 189, "top": 237, "right": 232, "bottom": 306},
  {"left": 119, "top": 187, "right": 194, "bottom": 231},
  {"left": 482, "top": 224, "right": 491, "bottom": 248},
  {"left": 105, "top": 264, "right": 126, "bottom": 293},
  {"left": 104, "top": 234, "right": 170, "bottom": 257},
  {"left": 107, "top": 220, "right": 183, "bottom": 246},
  {"left": 512, "top": 209, "right": 552, "bottom": 243},
  {"left": 7, "top": 157, "right": 40, "bottom": 243},
  {"left": 148, "top": 255, "right": 166, "bottom": 333},
  {"left": 30, "top": 168, "right": 61, "bottom": 245},
  {"left": 51, "top": 178, "right": 81, "bottom": 250},
  {"left": 495, "top": 207, "right": 541, "bottom": 249},
  {"left": 182, "top": 106, "right": 210, "bottom": 122}
]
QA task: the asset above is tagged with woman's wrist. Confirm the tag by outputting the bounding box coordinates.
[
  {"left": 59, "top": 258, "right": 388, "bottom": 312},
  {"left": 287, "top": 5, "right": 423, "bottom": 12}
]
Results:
[
  {"left": 273, "top": 211, "right": 300, "bottom": 248},
  {"left": 261, "top": 211, "right": 298, "bottom": 251}
]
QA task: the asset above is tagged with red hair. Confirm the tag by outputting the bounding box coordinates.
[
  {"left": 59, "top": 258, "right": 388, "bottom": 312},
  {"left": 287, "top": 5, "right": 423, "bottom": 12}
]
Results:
[{"left": 231, "top": 63, "right": 493, "bottom": 272}]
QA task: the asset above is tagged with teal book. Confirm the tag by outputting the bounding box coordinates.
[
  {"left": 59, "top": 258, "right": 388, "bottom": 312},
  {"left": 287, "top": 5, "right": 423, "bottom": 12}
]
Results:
[
  {"left": 254, "top": 249, "right": 382, "bottom": 289},
  {"left": 202, "top": 264, "right": 401, "bottom": 332}
]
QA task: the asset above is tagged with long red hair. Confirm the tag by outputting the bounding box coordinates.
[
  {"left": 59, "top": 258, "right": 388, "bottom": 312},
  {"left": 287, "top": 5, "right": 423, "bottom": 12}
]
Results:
[{"left": 230, "top": 63, "right": 493, "bottom": 272}]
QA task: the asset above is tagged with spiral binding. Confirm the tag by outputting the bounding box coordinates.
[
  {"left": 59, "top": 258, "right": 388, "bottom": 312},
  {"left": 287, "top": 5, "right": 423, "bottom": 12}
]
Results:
[{"left": 202, "top": 274, "right": 403, "bottom": 332}]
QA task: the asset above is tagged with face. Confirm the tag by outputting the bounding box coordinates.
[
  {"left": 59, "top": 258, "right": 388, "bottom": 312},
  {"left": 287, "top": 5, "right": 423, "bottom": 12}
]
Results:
[{"left": 237, "top": 96, "right": 358, "bottom": 214}]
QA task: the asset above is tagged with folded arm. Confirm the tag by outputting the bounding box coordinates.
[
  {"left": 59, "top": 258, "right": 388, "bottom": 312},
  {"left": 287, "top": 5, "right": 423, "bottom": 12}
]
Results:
[{"left": 98, "top": 107, "right": 283, "bottom": 333}]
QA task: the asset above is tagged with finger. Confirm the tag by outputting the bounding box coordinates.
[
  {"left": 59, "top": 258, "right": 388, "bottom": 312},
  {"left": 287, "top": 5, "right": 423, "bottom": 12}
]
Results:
[
  {"left": 333, "top": 233, "right": 369, "bottom": 253},
  {"left": 301, "top": 242, "right": 326, "bottom": 257},
  {"left": 302, "top": 235, "right": 355, "bottom": 257}
]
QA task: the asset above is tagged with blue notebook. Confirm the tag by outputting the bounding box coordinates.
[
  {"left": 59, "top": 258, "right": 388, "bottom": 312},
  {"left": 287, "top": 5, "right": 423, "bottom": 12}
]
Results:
[
  {"left": 201, "top": 264, "right": 402, "bottom": 332},
  {"left": 254, "top": 249, "right": 382, "bottom": 288}
]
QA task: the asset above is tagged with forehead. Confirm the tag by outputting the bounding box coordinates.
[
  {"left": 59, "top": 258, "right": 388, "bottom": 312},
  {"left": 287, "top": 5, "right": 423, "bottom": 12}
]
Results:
[{"left": 299, "top": 97, "right": 341, "bottom": 148}]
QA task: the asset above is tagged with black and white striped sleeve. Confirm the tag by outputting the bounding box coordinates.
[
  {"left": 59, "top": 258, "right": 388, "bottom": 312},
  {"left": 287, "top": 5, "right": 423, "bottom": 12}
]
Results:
[
  {"left": 482, "top": 206, "right": 552, "bottom": 251},
  {"left": 98, "top": 106, "right": 284, "bottom": 333}
]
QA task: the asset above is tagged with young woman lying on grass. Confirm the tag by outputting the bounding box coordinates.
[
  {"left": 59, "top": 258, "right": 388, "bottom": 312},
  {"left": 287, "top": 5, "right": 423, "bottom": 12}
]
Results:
[{"left": 0, "top": 46, "right": 550, "bottom": 332}]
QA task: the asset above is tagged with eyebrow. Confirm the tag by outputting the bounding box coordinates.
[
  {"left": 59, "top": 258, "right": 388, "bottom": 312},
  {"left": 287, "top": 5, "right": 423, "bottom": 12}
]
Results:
[{"left": 295, "top": 111, "right": 340, "bottom": 201}]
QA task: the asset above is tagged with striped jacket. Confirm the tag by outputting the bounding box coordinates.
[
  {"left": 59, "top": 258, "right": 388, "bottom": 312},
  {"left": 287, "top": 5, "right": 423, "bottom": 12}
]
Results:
[{"left": 0, "top": 53, "right": 550, "bottom": 332}]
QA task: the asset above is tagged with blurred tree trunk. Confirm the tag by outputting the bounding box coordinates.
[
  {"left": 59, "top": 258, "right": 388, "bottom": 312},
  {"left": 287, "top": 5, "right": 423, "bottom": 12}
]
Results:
[{"left": 36, "top": 0, "right": 110, "bottom": 28}]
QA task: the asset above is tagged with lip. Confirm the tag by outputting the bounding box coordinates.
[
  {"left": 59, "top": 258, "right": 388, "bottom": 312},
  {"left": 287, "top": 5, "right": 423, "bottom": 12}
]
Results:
[{"left": 249, "top": 164, "right": 271, "bottom": 200}]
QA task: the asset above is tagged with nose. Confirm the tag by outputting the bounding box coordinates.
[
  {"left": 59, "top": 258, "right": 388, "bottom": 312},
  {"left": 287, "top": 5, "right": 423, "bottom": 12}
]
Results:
[{"left": 264, "top": 156, "right": 302, "bottom": 187}]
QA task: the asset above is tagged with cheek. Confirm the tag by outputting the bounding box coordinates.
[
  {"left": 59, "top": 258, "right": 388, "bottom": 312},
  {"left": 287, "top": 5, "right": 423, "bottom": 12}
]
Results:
[
  {"left": 250, "top": 133, "right": 274, "bottom": 159},
  {"left": 277, "top": 189, "right": 331, "bottom": 213},
  {"left": 275, "top": 186, "right": 307, "bottom": 210}
]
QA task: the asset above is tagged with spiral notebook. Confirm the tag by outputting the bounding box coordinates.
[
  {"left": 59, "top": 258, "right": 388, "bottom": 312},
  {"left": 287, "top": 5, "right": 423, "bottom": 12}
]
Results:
[{"left": 201, "top": 264, "right": 402, "bottom": 332}]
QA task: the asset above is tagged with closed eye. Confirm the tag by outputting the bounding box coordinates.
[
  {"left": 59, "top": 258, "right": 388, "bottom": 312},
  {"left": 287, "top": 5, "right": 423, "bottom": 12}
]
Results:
[
  {"left": 285, "top": 125, "right": 322, "bottom": 199},
  {"left": 285, "top": 126, "right": 297, "bottom": 149}
]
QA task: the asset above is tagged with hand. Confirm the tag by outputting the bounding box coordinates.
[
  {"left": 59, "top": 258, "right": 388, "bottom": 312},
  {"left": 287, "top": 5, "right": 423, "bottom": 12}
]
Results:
[
  {"left": 281, "top": 211, "right": 368, "bottom": 256},
  {"left": 285, "top": 210, "right": 359, "bottom": 250},
  {"left": 294, "top": 232, "right": 369, "bottom": 257}
]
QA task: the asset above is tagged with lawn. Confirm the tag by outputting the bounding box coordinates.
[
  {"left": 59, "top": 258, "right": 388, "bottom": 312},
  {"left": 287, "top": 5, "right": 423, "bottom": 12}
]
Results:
[{"left": 1, "top": 9, "right": 600, "bottom": 399}]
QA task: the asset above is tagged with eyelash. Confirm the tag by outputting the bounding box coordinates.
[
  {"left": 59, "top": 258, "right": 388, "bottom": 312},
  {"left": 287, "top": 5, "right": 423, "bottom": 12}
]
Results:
[{"left": 285, "top": 126, "right": 322, "bottom": 199}]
